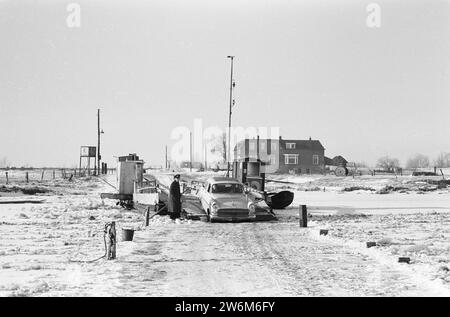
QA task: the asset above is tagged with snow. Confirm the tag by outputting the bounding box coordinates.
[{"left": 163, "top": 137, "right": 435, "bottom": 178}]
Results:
[{"left": 0, "top": 171, "right": 449, "bottom": 296}]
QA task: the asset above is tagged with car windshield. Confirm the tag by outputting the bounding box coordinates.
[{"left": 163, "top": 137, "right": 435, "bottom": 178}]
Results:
[{"left": 211, "top": 183, "right": 244, "bottom": 194}]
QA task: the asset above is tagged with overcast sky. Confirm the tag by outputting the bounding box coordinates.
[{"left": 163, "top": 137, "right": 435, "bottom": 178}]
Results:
[{"left": 0, "top": 0, "right": 449, "bottom": 167}]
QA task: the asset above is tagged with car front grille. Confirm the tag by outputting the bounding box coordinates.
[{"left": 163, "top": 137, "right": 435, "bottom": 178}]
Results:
[{"left": 216, "top": 209, "right": 250, "bottom": 218}]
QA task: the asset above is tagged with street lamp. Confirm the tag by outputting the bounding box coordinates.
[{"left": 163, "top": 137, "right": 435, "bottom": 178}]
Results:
[{"left": 226, "top": 55, "right": 235, "bottom": 177}]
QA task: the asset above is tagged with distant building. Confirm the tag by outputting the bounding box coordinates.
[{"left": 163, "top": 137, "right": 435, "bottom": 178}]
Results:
[
  {"left": 234, "top": 136, "right": 325, "bottom": 174},
  {"left": 324, "top": 155, "right": 348, "bottom": 167}
]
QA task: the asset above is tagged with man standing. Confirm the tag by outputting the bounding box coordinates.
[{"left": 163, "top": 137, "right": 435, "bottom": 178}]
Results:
[{"left": 168, "top": 174, "right": 182, "bottom": 220}]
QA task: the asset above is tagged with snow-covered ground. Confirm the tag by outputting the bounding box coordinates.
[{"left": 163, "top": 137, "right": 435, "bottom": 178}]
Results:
[{"left": 0, "top": 172, "right": 449, "bottom": 296}]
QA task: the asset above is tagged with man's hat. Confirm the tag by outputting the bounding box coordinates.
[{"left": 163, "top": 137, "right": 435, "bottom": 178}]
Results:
[{"left": 174, "top": 174, "right": 180, "bottom": 179}]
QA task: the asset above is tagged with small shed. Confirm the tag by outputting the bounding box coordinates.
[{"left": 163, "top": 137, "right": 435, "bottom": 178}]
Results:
[
  {"left": 232, "top": 158, "right": 266, "bottom": 191},
  {"left": 117, "top": 154, "right": 144, "bottom": 195}
]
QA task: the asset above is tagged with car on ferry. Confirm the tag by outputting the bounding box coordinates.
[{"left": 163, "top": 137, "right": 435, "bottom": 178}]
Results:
[{"left": 198, "top": 177, "right": 257, "bottom": 222}]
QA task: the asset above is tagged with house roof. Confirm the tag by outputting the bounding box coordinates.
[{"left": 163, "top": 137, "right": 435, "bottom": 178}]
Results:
[
  {"left": 281, "top": 139, "right": 325, "bottom": 150},
  {"left": 235, "top": 138, "right": 325, "bottom": 151},
  {"left": 333, "top": 155, "right": 348, "bottom": 163},
  {"left": 324, "top": 155, "right": 348, "bottom": 166}
]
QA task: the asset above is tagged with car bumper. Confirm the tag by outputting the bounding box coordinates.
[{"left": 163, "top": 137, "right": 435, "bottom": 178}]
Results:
[{"left": 210, "top": 209, "right": 256, "bottom": 222}]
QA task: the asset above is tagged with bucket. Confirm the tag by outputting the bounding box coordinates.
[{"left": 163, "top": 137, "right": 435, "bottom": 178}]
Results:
[{"left": 122, "top": 228, "right": 135, "bottom": 241}]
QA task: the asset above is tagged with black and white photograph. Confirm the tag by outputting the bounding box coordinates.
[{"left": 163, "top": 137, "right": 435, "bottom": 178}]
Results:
[{"left": 0, "top": 0, "right": 449, "bottom": 299}]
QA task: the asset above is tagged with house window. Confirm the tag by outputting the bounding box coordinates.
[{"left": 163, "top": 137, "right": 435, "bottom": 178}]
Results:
[
  {"left": 249, "top": 142, "right": 256, "bottom": 151},
  {"left": 260, "top": 142, "right": 266, "bottom": 150},
  {"left": 286, "top": 143, "right": 296, "bottom": 149},
  {"left": 267, "top": 156, "right": 276, "bottom": 165},
  {"left": 313, "top": 154, "right": 319, "bottom": 165},
  {"left": 284, "top": 154, "right": 298, "bottom": 165},
  {"left": 271, "top": 143, "right": 277, "bottom": 151}
]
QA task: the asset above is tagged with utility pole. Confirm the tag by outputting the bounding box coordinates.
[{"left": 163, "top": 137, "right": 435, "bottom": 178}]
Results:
[
  {"left": 226, "top": 55, "right": 235, "bottom": 177},
  {"left": 189, "top": 132, "right": 193, "bottom": 172},
  {"left": 204, "top": 143, "right": 208, "bottom": 171},
  {"left": 165, "top": 145, "right": 168, "bottom": 169},
  {"left": 97, "top": 109, "right": 100, "bottom": 175},
  {"left": 97, "top": 108, "right": 104, "bottom": 175}
]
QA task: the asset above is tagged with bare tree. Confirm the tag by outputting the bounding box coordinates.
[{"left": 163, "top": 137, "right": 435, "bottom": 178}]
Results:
[
  {"left": 406, "top": 154, "right": 430, "bottom": 169},
  {"left": 434, "top": 152, "right": 450, "bottom": 168},
  {"left": 0, "top": 157, "right": 10, "bottom": 168},
  {"left": 206, "top": 132, "right": 227, "bottom": 163},
  {"left": 376, "top": 156, "right": 400, "bottom": 172},
  {"left": 352, "top": 161, "right": 368, "bottom": 168}
]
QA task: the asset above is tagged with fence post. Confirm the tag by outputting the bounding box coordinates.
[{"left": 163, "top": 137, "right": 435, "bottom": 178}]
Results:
[
  {"left": 41, "top": 170, "right": 44, "bottom": 181},
  {"left": 26, "top": 172, "right": 29, "bottom": 183},
  {"left": 299, "top": 205, "right": 308, "bottom": 227},
  {"left": 106, "top": 222, "right": 116, "bottom": 260},
  {"left": 145, "top": 207, "right": 150, "bottom": 226},
  {"left": 5, "top": 172, "right": 8, "bottom": 185},
  {"left": 53, "top": 170, "right": 55, "bottom": 179}
]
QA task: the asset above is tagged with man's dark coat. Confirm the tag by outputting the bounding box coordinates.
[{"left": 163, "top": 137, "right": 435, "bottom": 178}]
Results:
[{"left": 168, "top": 180, "right": 182, "bottom": 216}]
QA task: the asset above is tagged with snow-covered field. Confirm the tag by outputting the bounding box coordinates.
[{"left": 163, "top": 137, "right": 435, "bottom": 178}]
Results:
[{"left": 0, "top": 172, "right": 449, "bottom": 296}]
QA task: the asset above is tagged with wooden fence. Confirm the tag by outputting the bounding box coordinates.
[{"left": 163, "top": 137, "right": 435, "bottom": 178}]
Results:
[{"left": 0, "top": 168, "right": 116, "bottom": 185}]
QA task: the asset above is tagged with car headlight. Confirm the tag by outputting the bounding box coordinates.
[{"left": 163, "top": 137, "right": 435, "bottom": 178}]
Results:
[
  {"left": 210, "top": 202, "right": 219, "bottom": 214},
  {"left": 248, "top": 203, "right": 256, "bottom": 216}
]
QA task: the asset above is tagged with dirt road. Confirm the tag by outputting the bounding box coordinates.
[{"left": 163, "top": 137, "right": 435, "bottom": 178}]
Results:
[{"left": 109, "top": 218, "right": 448, "bottom": 296}]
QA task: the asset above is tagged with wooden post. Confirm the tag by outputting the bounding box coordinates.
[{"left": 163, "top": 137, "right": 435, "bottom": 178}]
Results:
[
  {"left": 299, "top": 205, "right": 307, "bottom": 227},
  {"left": 145, "top": 207, "right": 150, "bottom": 226},
  {"left": 106, "top": 222, "right": 116, "bottom": 260},
  {"left": 26, "top": 172, "right": 29, "bottom": 183},
  {"left": 41, "top": 170, "right": 44, "bottom": 181},
  {"left": 5, "top": 172, "right": 8, "bottom": 185},
  {"left": 53, "top": 170, "right": 55, "bottom": 179}
]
